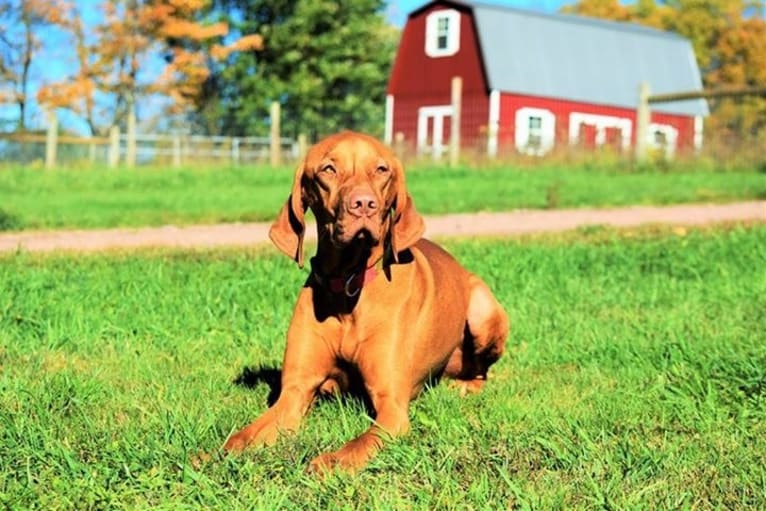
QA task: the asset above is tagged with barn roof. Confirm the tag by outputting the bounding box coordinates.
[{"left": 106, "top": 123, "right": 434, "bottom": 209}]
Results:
[{"left": 412, "top": 1, "right": 709, "bottom": 116}]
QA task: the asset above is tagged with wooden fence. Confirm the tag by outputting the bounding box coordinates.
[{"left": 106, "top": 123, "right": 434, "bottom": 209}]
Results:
[
  {"left": 635, "top": 83, "right": 766, "bottom": 162},
  {"left": 0, "top": 102, "right": 307, "bottom": 169}
]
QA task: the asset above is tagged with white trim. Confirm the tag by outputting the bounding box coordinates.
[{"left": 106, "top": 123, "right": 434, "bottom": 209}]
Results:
[
  {"left": 417, "top": 105, "right": 453, "bottom": 160},
  {"left": 487, "top": 90, "right": 500, "bottom": 158},
  {"left": 425, "top": 9, "right": 460, "bottom": 58},
  {"left": 569, "top": 112, "right": 632, "bottom": 150},
  {"left": 693, "top": 115, "right": 703, "bottom": 152},
  {"left": 648, "top": 123, "right": 679, "bottom": 157},
  {"left": 515, "top": 107, "right": 556, "bottom": 156},
  {"left": 384, "top": 95, "right": 394, "bottom": 145}
]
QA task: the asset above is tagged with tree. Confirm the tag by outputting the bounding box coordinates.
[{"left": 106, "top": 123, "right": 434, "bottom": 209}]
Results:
[
  {"left": 201, "top": 0, "right": 398, "bottom": 139},
  {"left": 0, "top": 0, "right": 62, "bottom": 130},
  {"left": 36, "top": 0, "right": 261, "bottom": 135}
]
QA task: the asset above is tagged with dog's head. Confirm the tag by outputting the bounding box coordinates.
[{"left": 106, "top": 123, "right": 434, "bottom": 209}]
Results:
[{"left": 269, "top": 131, "right": 424, "bottom": 267}]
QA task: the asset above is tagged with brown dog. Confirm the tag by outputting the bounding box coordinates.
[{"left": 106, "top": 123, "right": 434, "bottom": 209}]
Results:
[{"left": 224, "top": 131, "right": 509, "bottom": 472}]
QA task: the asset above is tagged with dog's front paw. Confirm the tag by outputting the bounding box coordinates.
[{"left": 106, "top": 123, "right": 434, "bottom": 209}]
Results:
[
  {"left": 223, "top": 419, "right": 281, "bottom": 453},
  {"left": 223, "top": 428, "right": 254, "bottom": 453},
  {"left": 307, "top": 445, "right": 370, "bottom": 474},
  {"left": 307, "top": 452, "right": 342, "bottom": 474}
]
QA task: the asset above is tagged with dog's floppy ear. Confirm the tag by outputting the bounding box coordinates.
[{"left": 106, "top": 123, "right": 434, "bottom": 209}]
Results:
[
  {"left": 269, "top": 160, "right": 307, "bottom": 267},
  {"left": 389, "top": 158, "right": 425, "bottom": 262}
]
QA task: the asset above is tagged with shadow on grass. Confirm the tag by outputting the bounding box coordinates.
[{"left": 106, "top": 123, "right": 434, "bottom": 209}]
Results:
[
  {"left": 233, "top": 366, "right": 283, "bottom": 406},
  {"left": 233, "top": 363, "right": 383, "bottom": 417}
]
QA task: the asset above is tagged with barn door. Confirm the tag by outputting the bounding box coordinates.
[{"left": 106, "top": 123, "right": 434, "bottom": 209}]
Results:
[{"left": 417, "top": 106, "right": 453, "bottom": 161}]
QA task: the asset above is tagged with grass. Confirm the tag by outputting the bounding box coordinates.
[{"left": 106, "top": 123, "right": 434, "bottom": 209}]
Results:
[
  {"left": 1, "top": 224, "right": 765, "bottom": 509},
  {"left": 0, "top": 163, "right": 764, "bottom": 230}
]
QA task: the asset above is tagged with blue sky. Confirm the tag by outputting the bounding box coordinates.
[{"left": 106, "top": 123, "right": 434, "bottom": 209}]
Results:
[
  {"left": 388, "top": 0, "right": 569, "bottom": 26},
  {"left": 4, "top": 0, "right": 571, "bottom": 134}
]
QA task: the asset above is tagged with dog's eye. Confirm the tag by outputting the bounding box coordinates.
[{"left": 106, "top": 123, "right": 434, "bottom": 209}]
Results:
[
  {"left": 376, "top": 165, "right": 389, "bottom": 174},
  {"left": 320, "top": 164, "right": 336, "bottom": 175}
]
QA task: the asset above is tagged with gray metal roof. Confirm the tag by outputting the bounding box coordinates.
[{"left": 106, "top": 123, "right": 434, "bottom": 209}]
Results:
[{"left": 425, "top": 1, "right": 709, "bottom": 116}]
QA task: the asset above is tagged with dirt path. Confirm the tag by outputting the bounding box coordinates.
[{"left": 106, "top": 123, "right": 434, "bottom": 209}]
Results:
[{"left": 1, "top": 201, "right": 764, "bottom": 254}]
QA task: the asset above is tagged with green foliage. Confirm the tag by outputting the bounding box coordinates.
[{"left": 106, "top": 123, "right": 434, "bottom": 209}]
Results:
[
  {"left": 0, "top": 207, "right": 22, "bottom": 230},
  {"left": 1, "top": 226, "right": 765, "bottom": 508},
  {"left": 194, "top": 0, "right": 397, "bottom": 138},
  {"left": 0, "top": 164, "right": 764, "bottom": 230}
]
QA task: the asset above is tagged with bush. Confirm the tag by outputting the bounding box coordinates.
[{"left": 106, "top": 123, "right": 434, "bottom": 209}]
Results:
[{"left": 0, "top": 208, "right": 22, "bottom": 231}]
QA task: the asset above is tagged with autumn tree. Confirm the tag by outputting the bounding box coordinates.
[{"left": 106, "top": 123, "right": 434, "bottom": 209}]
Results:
[
  {"left": 0, "top": 0, "right": 63, "bottom": 130},
  {"left": 37, "top": 0, "right": 261, "bottom": 135}
]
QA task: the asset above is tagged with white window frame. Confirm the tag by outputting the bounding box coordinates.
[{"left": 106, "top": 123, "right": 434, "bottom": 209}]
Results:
[
  {"left": 425, "top": 9, "right": 460, "bottom": 58},
  {"left": 569, "top": 112, "right": 632, "bottom": 151},
  {"left": 515, "top": 107, "right": 556, "bottom": 156},
  {"left": 417, "top": 105, "right": 453, "bottom": 160},
  {"left": 648, "top": 123, "right": 679, "bottom": 158}
]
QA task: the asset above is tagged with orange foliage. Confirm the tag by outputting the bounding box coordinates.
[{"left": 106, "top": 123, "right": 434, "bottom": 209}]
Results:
[
  {"left": 0, "top": 0, "right": 70, "bottom": 120},
  {"left": 36, "top": 0, "right": 261, "bottom": 132},
  {"left": 211, "top": 34, "right": 264, "bottom": 60}
]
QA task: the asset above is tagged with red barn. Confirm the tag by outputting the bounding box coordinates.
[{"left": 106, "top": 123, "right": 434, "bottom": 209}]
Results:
[{"left": 385, "top": 0, "right": 708, "bottom": 159}]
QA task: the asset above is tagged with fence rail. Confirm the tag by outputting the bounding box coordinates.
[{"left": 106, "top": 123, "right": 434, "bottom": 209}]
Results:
[
  {"left": 635, "top": 83, "right": 766, "bottom": 162},
  {"left": 0, "top": 101, "right": 308, "bottom": 168},
  {"left": 0, "top": 131, "right": 302, "bottom": 168}
]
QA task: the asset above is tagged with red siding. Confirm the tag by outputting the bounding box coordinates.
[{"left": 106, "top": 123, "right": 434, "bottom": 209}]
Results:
[
  {"left": 388, "top": 2, "right": 489, "bottom": 152},
  {"left": 498, "top": 93, "right": 696, "bottom": 153}
]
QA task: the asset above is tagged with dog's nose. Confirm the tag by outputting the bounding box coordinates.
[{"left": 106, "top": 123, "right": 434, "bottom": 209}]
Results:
[{"left": 346, "top": 189, "right": 378, "bottom": 218}]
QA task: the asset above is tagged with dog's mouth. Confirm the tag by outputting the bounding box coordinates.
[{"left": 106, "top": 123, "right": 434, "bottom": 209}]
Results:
[{"left": 332, "top": 218, "right": 382, "bottom": 247}]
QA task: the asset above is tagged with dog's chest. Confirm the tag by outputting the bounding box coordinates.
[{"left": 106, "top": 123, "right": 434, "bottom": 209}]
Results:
[
  {"left": 333, "top": 316, "right": 373, "bottom": 363},
  {"left": 332, "top": 300, "right": 395, "bottom": 363}
]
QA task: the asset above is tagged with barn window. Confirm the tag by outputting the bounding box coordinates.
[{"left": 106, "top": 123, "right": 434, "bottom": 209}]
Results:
[
  {"left": 436, "top": 17, "right": 450, "bottom": 50},
  {"left": 528, "top": 116, "right": 543, "bottom": 149},
  {"left": 425, "top": 9, "right": 460, "bottom": 57},
  {"left": 515, "top": 108, "right": 556, "bottom": 155},
  {"left": 568, "top": 112, "right": 632, "bottom": 152},
  {"left": 647, "top": 123, "right": 678, "bottom": 158}
]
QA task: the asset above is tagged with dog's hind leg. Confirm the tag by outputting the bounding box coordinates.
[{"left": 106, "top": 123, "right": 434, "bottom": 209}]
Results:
[{"left": 444, "top": 274, "right": 509, "bottom": 395}]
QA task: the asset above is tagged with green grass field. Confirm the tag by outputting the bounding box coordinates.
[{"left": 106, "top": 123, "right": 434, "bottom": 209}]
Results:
[
  {"left": 1, "top": 224, "right": 765, "bottom": 509},
  {"left": 0, "top": 163, "right": 764, "bottom": 230}
]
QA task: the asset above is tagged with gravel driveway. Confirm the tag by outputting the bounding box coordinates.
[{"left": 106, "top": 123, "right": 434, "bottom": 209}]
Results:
[{"left": 1, "top": 201, "right": 764, "bottom": 254}]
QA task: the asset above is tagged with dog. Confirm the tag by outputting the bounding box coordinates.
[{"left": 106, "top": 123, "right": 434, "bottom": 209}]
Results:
[{"left": 224, "top": 131, "right": 509, "bottom": 473}]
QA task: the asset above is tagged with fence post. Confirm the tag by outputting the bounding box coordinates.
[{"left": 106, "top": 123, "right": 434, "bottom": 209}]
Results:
[
  {"left": 172, "top": 135, "right": 182, "bottom": 167},
  {"left": 635, "top": 81, "right": 650, "bottom": 163},
  {"left": 126, "top": 100, "right": 137, "bottom": 168},
  {"left": 232, "top": 137, "right": 240, "bottom": 165},
  {"left": 45, "top": 109, "right": 57, "bottom": 170},
  {"left": 270, "top": 101, "right": 281, "bottom": 167},
  {"left": 297, "top": 133, "right": 308, "bottom": 159},
  {"left": 108, "top": 126, "right": 120, "bottom": 168},
  {"left": 394, "top": 132, "right": 405, "bottom": 160},
  {"left": 384, "top": 95, "right": 394, "bottom": 145},
  {"left": 487, "top": 89, "right": 500, "bottom": 158},
  {"left": 450, "top": 76, "right": 462, "bottom": 168}
]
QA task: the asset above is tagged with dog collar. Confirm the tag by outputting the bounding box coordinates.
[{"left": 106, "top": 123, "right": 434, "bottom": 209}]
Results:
[
  {"left": 329, "top": 267, "right": 378, "bottom": 297},
  {"left": 311, "top": 265, "right": 378, "bottom": 298}
]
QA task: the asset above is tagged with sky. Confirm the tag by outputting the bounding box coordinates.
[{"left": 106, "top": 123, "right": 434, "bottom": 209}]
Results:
[
  {"left": 387, "top": 0, "right": 570, "bottom": 26},
  {"left": 387, "top": 0, "right": 574, "bottom": 27},
  {"left": 2, "top": 0, "right": 572, "bottom": 134}
]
